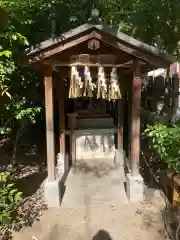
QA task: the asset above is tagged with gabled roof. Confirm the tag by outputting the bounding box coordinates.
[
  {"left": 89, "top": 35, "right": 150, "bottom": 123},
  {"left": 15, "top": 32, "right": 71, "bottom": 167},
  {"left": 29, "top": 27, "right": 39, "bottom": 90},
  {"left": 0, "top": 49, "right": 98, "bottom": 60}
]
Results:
[{"left": 26, "top": 17, "right": 174, "bottom": 69}]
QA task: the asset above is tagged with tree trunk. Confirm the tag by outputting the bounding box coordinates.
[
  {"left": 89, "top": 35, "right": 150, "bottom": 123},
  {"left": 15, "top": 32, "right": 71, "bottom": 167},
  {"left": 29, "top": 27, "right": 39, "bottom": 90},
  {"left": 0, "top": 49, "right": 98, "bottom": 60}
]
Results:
[{"left": 11, "top": 124, "right": 24, "bottom": 166}]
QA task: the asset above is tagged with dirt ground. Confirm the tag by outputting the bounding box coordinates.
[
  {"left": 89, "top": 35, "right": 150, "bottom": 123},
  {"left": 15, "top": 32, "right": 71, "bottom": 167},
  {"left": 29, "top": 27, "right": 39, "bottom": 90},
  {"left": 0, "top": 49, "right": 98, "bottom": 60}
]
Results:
[{"left": 11, "top": 164, "right": 170, "bottom": 240}]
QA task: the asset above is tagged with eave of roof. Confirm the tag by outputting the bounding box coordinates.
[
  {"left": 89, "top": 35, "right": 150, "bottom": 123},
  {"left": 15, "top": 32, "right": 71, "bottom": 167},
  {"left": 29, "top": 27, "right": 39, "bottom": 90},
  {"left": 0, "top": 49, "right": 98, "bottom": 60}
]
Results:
[
  {"left": 26, "top": 22, "right": 175, "bottom": 65},
  {"left": 26, "top": 23, "right": 94, "bottom": 55}
]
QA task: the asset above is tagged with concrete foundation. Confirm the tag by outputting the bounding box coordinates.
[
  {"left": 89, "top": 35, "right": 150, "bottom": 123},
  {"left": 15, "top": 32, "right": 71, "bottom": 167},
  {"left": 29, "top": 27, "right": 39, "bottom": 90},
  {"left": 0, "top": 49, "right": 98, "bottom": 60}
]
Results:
[
  {"left": 126, "top": 173, "right": 144, "bottom": 202},
  {"left": 115, "top": 149, "right": 124, "bottom": 167},
  {"left": 44, "top": 178, "right": 61, "bottom": 208},
  {"left": 56, "top": 153, "right": 69, "bottom": 177}
]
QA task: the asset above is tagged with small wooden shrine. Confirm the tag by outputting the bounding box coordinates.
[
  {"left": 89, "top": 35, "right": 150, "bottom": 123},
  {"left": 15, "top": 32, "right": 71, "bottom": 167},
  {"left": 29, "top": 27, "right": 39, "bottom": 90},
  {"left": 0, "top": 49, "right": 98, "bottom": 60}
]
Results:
[{"left": 26, "top": 10, "right": 174, "bottom": 206}]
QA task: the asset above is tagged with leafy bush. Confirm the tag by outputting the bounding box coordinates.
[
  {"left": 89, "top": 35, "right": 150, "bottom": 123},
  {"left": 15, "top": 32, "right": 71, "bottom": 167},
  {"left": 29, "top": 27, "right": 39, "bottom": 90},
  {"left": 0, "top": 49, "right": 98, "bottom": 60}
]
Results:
[
  {"left": 144, "top": 123, "right": 180, "bottom": 173},
  {"left": 0, "top": 171, "right": 22, "bottom": 226}
]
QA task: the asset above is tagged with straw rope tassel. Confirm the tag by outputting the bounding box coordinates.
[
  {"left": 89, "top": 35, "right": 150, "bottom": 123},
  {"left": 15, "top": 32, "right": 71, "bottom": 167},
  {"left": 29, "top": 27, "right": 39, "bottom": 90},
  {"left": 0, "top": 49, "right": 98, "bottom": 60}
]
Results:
[
  {"left": 83, "top": 66, "right": 88, "bottom": 96},
  {"left": 97, "top": 67, "right": 101, "bottom": 98},
  {"left": 97, "top": 66, "right": 107, "bottom": 99},
  {"left": 69, "top": 66, "right": 83, "bottom": 98},
  {"left": 101, "top": 67, "right": 107, "bottom": 99},
  {"left": 75, "top": 69, "right": 83, "bottom": 97},
  {"left": 69, "top": 66, "right": 75, "bottom": 98},
  {"left": 84, "top": 66, "right": 96, "bottom": 97},
  {"left": 109, "top": 67, "right": 121, "bottom": 100}
]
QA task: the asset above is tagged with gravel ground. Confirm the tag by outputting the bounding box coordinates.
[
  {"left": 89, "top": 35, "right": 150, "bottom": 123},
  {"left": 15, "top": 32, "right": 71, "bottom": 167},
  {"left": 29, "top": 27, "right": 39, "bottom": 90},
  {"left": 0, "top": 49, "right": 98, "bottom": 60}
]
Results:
[
  {"left": 12, "top": 163, "right": 170, "bottom": 240},
  {"left": 12, "top": 190, "right": 169, "bottom": 240}
]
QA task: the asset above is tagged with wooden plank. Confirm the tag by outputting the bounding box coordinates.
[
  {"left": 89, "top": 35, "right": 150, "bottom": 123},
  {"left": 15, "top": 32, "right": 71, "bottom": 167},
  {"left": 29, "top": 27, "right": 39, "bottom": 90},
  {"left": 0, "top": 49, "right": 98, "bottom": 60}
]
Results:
[
  {"left": 44, "top": 66, "right": 56, "bottom": 181},
  {"left": 131, "top": 59, "right": 141, "bottom": 176}
]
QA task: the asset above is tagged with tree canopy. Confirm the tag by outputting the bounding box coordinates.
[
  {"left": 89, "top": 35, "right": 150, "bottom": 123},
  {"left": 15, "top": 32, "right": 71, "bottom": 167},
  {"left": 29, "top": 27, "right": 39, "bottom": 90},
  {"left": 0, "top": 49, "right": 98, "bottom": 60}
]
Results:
[
  {"left": 2, "top": 0, "right": 180, "bottom": 53},
  {"left": 0, "top": 0, "right": 180, "bottom": 160}
]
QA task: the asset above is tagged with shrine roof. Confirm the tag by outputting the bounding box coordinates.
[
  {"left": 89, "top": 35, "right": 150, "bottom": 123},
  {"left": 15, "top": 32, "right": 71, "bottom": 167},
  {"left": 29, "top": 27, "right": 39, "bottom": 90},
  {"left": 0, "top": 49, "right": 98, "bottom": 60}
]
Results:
[{"left": 26, "top": 10, "right": 174, "bottom": 68}]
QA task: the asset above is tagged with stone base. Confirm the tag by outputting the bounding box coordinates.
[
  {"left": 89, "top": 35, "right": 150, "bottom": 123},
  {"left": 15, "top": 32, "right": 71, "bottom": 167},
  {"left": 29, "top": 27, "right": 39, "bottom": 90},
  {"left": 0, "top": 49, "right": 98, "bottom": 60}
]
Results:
[
  {"left": 44, "top": 178, "right": 61, "bottom": 208},
  {"left": 64, "top": 153, "right": 69, "bottom": 172},
  {"left": 71, "top": 151, "right": 76, "bottom": 164},
  {"left": 57, "top": 153, "right": 69, "bottom": 176},
  {"left": 115, "top": 149, "right": 124, "bottom": 167},
  {"left": 126, "top": 173, "right": 144, "bottom": 202}
]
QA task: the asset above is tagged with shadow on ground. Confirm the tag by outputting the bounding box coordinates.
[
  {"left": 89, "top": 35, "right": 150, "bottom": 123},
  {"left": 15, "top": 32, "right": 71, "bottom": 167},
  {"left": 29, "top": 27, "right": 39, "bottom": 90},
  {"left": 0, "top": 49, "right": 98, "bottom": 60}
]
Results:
[
  {"left": 72, "top": 160, "right": 118, "bottom": 178},
  {"left": 92, "top": 230, "right": 113, "bottom": 240},
  {"left": 12, "top": 148, "right": 47, "bottom": 232},
  {"left": 15, "top": 169, "right": 46, "bottom": 197},
  {"left": 0, "top": 141, "right": 48, "bottom": 239}
]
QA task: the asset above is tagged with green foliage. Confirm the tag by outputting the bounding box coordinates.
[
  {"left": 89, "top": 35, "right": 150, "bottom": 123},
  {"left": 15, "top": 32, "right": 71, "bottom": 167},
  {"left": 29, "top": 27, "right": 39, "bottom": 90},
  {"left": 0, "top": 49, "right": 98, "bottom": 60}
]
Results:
[
  {"left": 0, "top": 0, "right": 179, "bottom": 227},
  {"left": 11, "top": 98, "right": 42, "bottom": 124},
  {"left": 0, "top": 100, "right": 42, "bottom": 142},
  {"left": 0, "top": 0, "right": 180, "bottom": 148},
  {"left": 0, "top": 1, "right": 179, "bottom": 133},
  {"left": 0, "top": 126, "right": 11, "bottom": 135},
  {"left": 144, "top": 123, "right": 180, "bottom": 173},
  {"left": 2, "top": 0, "right": 180, "bottom": 55},
  {"left": 100, "top": 0, "right": 180, "bottom": 56},
  {"left": 0, "top": 171, "right": 22, "bottom": 226}
]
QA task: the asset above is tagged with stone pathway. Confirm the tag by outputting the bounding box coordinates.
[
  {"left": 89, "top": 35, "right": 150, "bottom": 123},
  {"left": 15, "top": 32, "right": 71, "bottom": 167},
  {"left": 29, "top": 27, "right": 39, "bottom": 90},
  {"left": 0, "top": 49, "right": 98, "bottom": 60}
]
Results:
[
  {"left": 12, "top": 164, "right": 169, "bottom": 240},
  {"left": 62, "top": 160, "right": 128, "bottom": 207}
]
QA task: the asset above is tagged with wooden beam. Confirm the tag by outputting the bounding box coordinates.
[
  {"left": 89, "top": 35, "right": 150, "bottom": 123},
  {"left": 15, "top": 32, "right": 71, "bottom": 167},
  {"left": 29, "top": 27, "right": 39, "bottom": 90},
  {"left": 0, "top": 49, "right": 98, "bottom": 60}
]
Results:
[
  {"left": 48, "top": 59, "right": 133, "bottom": 68},
  {"left": 53, "top": 62, "right": 132, "bottom": 67},
  {"left": 130, "top": 59, "right": 141, "bottom": 176},
  {"left": 29, "top": 32, "right": 97, "bottom": 63},
  {"left": 47, "top": 59, "right": 143, "bottom": 69},
  {"left": 44, "top": 66, "right": 56, "bottom": 181},
  {"left": 117, "top": 100, "right": 124, "bottom": 149},
  {"left": 54, "top": 62, "right": 118, "bottom": 67},
  {"left": 70, "top": 54, "right": 117, "bottom": 64}
]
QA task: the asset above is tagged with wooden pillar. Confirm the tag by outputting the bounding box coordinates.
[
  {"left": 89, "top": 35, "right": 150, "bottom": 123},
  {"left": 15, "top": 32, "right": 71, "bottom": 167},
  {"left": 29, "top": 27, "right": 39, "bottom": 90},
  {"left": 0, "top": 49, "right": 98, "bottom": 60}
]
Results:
[
  {"left": 44, "top": 66, "right": 55, "bottom": 181},
  {"left": 128, "top": 86, "right": 132, "bottom": 163},
  {"left": 130, "top": 59, "right": 141, "bottom": 176},
  {"left": 68, "top": 113, "right": 77, "bottom": 164},
  {"left": 71, "top": 131, "right": 76, "bottom": 164},
  {"left": 58, "top": 79, "right": 65, "bottom": 154},
  {"left": 117, "top": 100, "right": 124, "bottom": 149}
]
